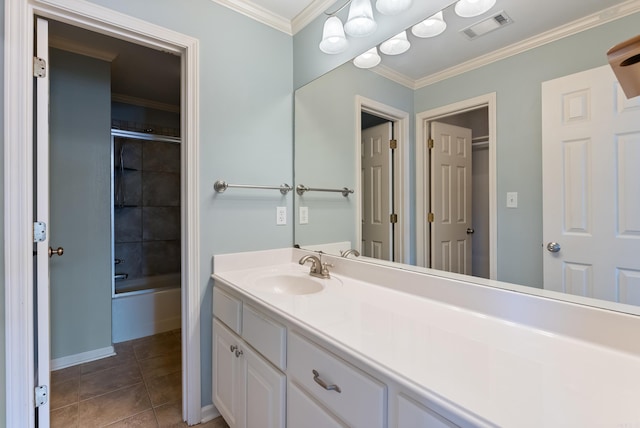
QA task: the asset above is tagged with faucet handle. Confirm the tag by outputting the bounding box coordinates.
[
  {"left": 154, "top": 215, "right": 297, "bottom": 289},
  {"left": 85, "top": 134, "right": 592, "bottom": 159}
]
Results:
[{"left": 321, "top": 262, "right": 333, "bottom": 276}]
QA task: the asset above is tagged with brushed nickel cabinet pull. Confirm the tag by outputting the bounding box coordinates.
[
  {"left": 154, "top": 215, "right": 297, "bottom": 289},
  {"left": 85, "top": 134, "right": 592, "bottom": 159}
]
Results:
[{"left": 312, "top": 369, "right": 341, "bottom": 393}]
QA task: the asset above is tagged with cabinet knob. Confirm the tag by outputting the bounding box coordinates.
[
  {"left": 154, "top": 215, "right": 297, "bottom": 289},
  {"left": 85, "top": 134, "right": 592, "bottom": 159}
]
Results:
[
  {"left": 312, "top": 369, "right": 341, "bottom": 393},
  {"left": 235, "top": 349, "right": 243, "bottom": 358},
  {"left": 230, "top": 345, "right": 238, "bottom": 353}
]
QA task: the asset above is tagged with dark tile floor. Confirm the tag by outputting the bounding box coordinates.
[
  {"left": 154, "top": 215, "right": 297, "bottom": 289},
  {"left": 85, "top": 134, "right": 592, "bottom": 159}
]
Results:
[{"left": 50, "top": 329, "right": 229, "bottom": 427}]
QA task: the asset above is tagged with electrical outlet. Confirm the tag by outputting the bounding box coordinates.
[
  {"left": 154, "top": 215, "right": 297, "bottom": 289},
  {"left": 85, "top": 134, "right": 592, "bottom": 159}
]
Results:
[
  {"left": 276, "top": 207, "right": 287, "bottom": 225},
  {"left": 299, "top": 207, "right": 309, "bottom": 224},
  {"left": 506, "top": 192, "right": 518, "bottom": 208}
]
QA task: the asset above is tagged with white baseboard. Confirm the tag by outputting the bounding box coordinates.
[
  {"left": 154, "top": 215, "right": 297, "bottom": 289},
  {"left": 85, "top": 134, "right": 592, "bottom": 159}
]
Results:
[
  {"left": 201, "top": 404, "right": 221, "bottom": 423},
  {"left": 50, "top": 345, "right": 115, "bottom": 370}
]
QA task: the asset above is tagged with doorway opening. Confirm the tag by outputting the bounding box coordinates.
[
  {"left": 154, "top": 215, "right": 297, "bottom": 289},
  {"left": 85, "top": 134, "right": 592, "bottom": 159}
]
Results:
[
  {"left": 4, "top": 0, "right": 201, "bottom": 425},
  {"left": 356, "top": 96, "right": 410, "bottom": 264},
  {"left": 416, "top": 93, "right": 497, "bottom": 279}
]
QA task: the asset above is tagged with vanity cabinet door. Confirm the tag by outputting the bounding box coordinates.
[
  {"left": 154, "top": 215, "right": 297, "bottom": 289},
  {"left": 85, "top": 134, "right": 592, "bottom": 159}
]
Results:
[
  {"left": 213, "top": 318, "right": 245, "bottom": 428},
  {"left": 213, "top": 318, "right": 285, "bottom": 428},
  {"left": 245, "top": 344, "right": 285, "bottom": 428}
]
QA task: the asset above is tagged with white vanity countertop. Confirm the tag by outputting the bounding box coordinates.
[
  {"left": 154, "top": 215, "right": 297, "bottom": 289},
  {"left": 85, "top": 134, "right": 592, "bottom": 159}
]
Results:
[{"left": 212, "top": 248, "right": 640, "bottom": 427}]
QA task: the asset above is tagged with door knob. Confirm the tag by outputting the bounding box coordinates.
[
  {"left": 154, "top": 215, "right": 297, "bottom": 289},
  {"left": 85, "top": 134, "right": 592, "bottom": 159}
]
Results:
[
  {"left": 466, "top": 228, "right": 475, "bottom": 234},
  {"left": 48, "top": 246, "right": 64, "bottom": 258},
  {"left": 546, "top": 242, "right": 561, "bottom": 253}
]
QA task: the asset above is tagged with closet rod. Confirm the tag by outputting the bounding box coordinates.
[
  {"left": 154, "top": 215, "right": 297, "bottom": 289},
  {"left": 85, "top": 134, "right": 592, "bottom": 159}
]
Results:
[
  {"left": 296, "top": 184, "right": 354, "bottom": 197},
  {"left": 214, "top": 180, "right": 292, "bottom": 195}
]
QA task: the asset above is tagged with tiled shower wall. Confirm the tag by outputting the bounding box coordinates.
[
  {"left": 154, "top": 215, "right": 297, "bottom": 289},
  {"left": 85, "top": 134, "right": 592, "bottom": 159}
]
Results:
[{"left": 114, "top": 136, "right": 181, "bottom": 289}]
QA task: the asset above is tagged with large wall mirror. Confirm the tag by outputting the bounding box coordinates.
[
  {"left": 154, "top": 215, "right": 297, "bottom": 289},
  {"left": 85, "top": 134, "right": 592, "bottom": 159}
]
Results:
[{"left": 293, "top": 0, "right": 640, "bottom": 314}]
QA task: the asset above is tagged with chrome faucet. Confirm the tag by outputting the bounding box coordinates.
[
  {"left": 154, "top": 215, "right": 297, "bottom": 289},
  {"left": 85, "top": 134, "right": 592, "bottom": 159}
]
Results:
[
  {"left": 299, "top": 254, "right": 332, "bottom": 279},
  {"left": 340, "top": 249, "right": 360, "bottom": 258}
]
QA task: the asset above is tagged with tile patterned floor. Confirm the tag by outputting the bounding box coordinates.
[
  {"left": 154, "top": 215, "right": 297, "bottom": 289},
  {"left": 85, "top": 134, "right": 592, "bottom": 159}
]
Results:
[{"left": 50, "top": 329, "right": 229, "bottom": 428}]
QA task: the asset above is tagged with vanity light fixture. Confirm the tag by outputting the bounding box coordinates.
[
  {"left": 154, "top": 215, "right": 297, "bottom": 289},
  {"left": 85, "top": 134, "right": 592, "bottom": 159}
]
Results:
[
  {"left": 380, "top": 30, "right": 410, "bottom": 55},
  {"left": 411, "top": 11, "right": 447, "bottom": 38},
  {"left": 454, "top": 0, "right": 496, "bottom": 18},
  {"left": 375, "top": 0, "right": 412, "bottom": 16},
  {"left": 353, "top": 47, "right": 381, "bottom": 68},
  {"left": 344, "top": 0, "right": 377, "bottom": 37},
  {"left": 319, "top": 16, "right": 349, "bottom": 54}
]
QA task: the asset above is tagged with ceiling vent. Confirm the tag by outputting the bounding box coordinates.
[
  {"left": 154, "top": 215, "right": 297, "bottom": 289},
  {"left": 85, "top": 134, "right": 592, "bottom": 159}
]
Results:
[{"left": 461, "top": 11, "right": 513, "bottom": 40}]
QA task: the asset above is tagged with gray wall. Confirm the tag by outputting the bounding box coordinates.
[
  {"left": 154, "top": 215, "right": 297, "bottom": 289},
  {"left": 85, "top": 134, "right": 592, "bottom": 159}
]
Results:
[
  {"left": 414, "top": 12, "right": 640, "bottom": 287},
  {"left": 49, "top": 48, "right": 112, "bottom": 359},
  {"left": 294, "top": 62, "right": 414, "bottom": 251}
]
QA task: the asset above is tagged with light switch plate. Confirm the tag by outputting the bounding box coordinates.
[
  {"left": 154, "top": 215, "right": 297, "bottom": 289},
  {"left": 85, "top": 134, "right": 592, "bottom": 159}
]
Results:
[
  {"left": 299, "top": 206, "right": 309, "bottom": 224},
  {"left": 506, "top": 192, "right": 518, "bottom": 208},
  {"left": 276, "top": 206, "right": 287, "bottom": 225}
]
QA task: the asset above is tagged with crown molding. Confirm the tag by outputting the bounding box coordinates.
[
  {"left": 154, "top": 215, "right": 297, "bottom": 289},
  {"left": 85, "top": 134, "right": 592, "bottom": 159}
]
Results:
[
  {"left": 291, "top": 0, "right": 336, "bottom": 35},
  {"left": 49, "top": 34, "right": 119, "bottom": 62},
  {"left": 413, "top": 0, "right": 640, "bottom": 89},
  {"left": 111, "top": 93, "right": 181, "bottom": 113},
  {"left": 210, "top": 0, "right": 293, "bottom": 34},
  {"left": 371, "top": 64, "right": 416, "bottom": 89}
]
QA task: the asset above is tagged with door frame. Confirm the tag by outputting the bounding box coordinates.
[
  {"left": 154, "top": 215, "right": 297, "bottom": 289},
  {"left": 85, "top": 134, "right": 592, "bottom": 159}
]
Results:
[
  {"left": 4, "top": 0, "right": 201, "bottom": 425},
  {"left": 415, "top": 93, "right": 497, "bottom": 278},
  {"left": 355, "top": 96, "right": 410, "bottom": 263}
]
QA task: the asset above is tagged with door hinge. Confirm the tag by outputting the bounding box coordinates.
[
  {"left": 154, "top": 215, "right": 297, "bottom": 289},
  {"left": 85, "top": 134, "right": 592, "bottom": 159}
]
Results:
[
  {"left": 427, "top": 138, "right": 434, "bottom": 150},
  {"left": 33, "top": 221, "right": 47, "bottom": 243},
  {"left": 390, "top": 213, "right": 398, "bottom": 224},
  {"left": 389, "top": 139, "right": 397, "bottom": 150},
  {"left": 33, "top": 57, "right": 47, "bottom": 78},
  {"left": 427, "top": 212, "right": 435, "bottom": 223},
  {"left": 35, "top": 385, "right": 48, "bottom": 407}
]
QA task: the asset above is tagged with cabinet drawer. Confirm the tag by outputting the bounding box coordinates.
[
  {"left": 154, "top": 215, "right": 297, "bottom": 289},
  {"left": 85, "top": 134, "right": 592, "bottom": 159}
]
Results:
[
  {"left": 242, "top": 304, "right": 286, "bottom": 371},
  {"left": 288, "top": 381, "right": 346, "bottom": 428},
  {"left": 288, "top": 332, "right": 386, "bottom": 428},
  {"left": 213, "top": 287, "right": 242, "bottom": 334},
  {"left": 396, "top": 393, "right": 459, "bottom": 428}
]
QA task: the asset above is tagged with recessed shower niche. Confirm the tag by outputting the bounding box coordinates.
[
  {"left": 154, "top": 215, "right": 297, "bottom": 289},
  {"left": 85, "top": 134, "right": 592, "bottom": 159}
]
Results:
[{"left": 112, "top": 130, "right": 181, "bottom": 294}]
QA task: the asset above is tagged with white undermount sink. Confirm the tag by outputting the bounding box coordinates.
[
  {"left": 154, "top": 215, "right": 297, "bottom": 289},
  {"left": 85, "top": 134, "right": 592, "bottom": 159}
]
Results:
[{"left": 249, "top": 271, "right": 340, "bottom": 295}]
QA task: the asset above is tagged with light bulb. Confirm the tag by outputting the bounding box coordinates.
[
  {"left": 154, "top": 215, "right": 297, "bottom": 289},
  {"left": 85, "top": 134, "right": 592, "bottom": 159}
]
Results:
[
  {"left": 380, "top": 31, "right": 410, "bottom": 55},
  {"left": 319, "top": 16, "right": 348, "bottom": 54},
  {"left": 353, "top": 47, "right": 381, "bottom": 68},
  {"left": 411, "top": 11, "right": 446, "bottom": 38},
  {"left": 375, "top": 0, "right": 412, "bottom": 16},
  {"left": 454, "top": 0, "right": 496, "bottom": 18},
  {"left": 344, "top": 0, "right": 377, "bottom": 37}
]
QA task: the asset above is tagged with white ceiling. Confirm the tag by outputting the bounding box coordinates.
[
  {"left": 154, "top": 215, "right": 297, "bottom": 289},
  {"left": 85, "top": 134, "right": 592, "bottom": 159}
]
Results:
[{"left": 48, "top": 0, "right": 638, "bottom": 108}]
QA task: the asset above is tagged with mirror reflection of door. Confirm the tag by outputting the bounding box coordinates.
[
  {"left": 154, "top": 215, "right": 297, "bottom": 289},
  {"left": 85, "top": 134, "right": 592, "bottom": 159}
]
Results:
[
  {"left": 430, "top": 122, "right": 473, "bottom": 274},
  {"left": 424, "top": 107, "right": 491, "bottom": 278},
  {"left": 542, "top": 65, "right": 640, "bottom": 305},
  {"left": 361, "top": 114, "right": 394, "bottom": 260}
]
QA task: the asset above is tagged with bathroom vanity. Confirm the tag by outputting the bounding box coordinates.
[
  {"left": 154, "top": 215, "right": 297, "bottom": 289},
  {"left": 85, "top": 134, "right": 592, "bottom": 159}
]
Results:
[{"left": 212, "top": 248, "right": 640, "bottom": 427}]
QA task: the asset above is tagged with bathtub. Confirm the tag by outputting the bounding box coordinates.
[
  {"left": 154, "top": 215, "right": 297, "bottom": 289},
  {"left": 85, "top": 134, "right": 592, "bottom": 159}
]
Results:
[{"left": 112, "top": 273, "right": 181, "bottom": 343}]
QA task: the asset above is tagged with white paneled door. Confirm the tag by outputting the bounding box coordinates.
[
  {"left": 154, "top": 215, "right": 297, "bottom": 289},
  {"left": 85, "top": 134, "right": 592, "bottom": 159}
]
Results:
[
  {"left": 542, "top": 65, "right": 640, "bottom": 305},
  {"left": 361, "top": 122, "right": 393, "bottom": 260},
  {"left": 430, "top": 122, "right": 473, "bottom": 275},
  {"left": 35, "top": 17, "right": 52, "bottom": 428}
]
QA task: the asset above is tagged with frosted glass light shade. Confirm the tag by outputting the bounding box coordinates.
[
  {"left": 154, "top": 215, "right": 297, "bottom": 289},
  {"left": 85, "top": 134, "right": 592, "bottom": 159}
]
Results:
[
  {"left": 454, "top": 0, "right": 496, "bottom": 17},
  {"left": 380, "top": 31, "right": 410, "bottom": 55},
  {"left": 411, "top": 11, "right": 447, "bottom": 38},
  {"left": 376, "top": 0, "right": 412, "bottom": 16},
  {"left": 319, "top": 16, "right": 348, "bottom": 54},
  {"left": 353, "top": 47, "right": 381, "bottom": 68},
  {"left": 344, "top": 0, "right": 377, "bottom": 37}
]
